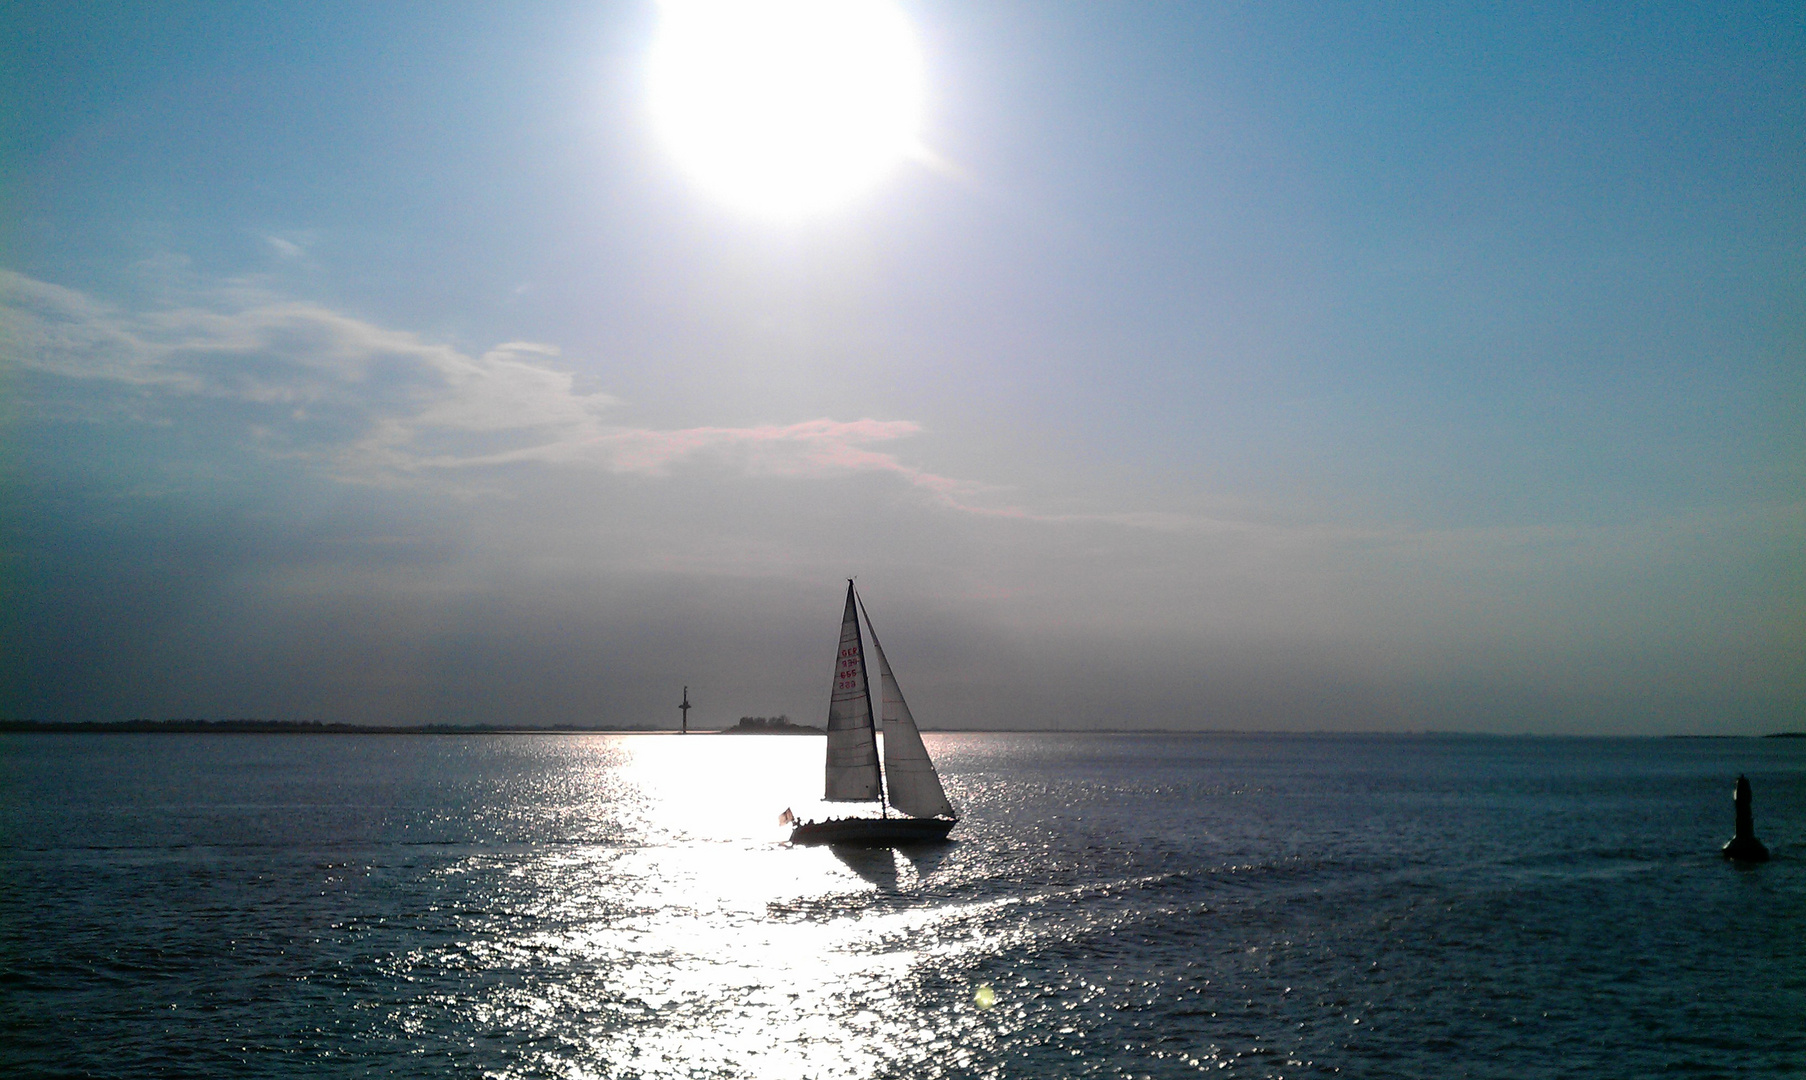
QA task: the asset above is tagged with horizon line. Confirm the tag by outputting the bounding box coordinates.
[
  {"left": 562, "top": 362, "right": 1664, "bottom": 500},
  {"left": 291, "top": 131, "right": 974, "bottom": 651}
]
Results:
[{"left": 1, "top": 720, "right": 1798, "bottom": 739}]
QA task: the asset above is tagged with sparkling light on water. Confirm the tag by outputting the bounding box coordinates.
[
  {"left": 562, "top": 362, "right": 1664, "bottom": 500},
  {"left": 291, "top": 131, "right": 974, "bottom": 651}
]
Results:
[
  {"left": 369, "top": 735, "right": 1003, "bottom": 1079},
  {"left": 3, "top": 733, "right": 1803, "bottom": 1078}
]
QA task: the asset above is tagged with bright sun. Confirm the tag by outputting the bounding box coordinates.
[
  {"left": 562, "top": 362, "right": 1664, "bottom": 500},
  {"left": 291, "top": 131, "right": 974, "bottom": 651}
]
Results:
[{"left": 648, "top": 0, "right": 926, "bottom": 218}]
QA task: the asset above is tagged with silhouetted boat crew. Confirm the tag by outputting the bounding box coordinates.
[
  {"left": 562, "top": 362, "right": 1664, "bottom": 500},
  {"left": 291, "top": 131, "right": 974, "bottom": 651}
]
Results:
[{"left": 1722, "top": 774, "right": 1770, "bottom": 863}]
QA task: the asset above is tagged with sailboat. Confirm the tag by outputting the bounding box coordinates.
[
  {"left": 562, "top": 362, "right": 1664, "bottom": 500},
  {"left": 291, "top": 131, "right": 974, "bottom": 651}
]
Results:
[{"left": 788, "top": 581, "right": 958, "bottom": 846}]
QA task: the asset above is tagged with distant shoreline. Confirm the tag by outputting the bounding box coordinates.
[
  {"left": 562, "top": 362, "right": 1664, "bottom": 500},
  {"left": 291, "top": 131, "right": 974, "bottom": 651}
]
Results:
[
  {"left": 1, "top": 720, "right": 1799, "bottom": 738},
  {"left": 720, "top": 716, "right": 824, "bottom": 735},
  {"left": 0, "top": 720, "right": 679, "bottom": 735}
]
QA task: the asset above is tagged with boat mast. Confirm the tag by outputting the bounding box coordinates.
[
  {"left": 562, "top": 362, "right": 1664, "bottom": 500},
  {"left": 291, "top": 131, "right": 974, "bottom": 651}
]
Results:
[{"left": 850, "top": 580, "right": 888, "bottom": 818}]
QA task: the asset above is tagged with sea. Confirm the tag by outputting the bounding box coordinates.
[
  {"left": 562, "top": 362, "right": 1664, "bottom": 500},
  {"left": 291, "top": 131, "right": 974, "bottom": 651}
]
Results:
[{"left": 1, "top": 732, "right": 1802, "bottom": 1079}]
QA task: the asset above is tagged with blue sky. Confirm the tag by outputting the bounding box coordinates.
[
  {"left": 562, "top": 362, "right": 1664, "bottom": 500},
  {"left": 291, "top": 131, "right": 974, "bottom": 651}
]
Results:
[{"left": 2, "top": 2, "right": 1800, "bottom": 732}]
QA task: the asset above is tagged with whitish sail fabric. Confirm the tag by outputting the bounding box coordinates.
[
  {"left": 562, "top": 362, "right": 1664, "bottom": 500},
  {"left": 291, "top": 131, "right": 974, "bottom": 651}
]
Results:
[
  {"left": 859, "top": 597, "right": 956, "bottom": 819},
  {"left": 823, "top": 582, "right": 881, "bottom": 801}
]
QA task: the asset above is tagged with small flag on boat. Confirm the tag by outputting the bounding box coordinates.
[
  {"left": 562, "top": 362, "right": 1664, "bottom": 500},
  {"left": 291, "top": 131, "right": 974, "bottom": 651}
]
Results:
[{"left": 779, "top": 808, "right": 794, "bottom": 826}]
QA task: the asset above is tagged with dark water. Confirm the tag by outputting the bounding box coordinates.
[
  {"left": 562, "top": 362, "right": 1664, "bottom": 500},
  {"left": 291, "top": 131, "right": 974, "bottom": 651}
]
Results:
[{"left": 2, "top": 733, "right": 1802, "bottom": 1078}]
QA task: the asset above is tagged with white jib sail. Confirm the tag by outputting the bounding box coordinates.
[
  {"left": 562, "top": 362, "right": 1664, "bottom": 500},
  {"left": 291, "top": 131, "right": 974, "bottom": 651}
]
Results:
[
  {"left": 859, "top": 597, "right": 955, "bottom": 819},
  {"left": 823, "top": 581, "right": 881, "bottom": 801}
]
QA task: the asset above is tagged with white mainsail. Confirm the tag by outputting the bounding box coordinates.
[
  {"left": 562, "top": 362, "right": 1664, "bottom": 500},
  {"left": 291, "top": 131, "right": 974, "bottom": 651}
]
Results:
[
  {"left": 858, "top": 594, "right": 956, "bottom": 820},
  {"left": 823, "top": 581, "right": 881, "bottom": 801}
]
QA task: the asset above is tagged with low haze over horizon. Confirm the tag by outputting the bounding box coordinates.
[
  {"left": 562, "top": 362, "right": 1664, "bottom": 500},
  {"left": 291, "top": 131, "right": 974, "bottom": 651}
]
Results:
[{"left": 2, "top": 2, "right": 1800, "bottom": 735}]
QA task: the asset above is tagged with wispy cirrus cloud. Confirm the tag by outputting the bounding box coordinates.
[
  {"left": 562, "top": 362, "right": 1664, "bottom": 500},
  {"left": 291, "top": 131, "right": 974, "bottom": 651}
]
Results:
[{"left": 0, "top": 269, "right": 988, "bottom": 506}]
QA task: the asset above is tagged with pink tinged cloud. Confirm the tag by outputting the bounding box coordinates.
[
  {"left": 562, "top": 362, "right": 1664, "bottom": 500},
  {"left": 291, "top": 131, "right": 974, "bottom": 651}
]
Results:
[{"left": 0, "top": 269, "right": 993, "bottom": 509}]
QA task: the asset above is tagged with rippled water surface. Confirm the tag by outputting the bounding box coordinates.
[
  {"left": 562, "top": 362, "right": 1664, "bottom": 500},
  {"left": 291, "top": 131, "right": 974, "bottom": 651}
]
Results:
[{"left": 3, "top": 732, "right": 1803, "bottom": 1078}]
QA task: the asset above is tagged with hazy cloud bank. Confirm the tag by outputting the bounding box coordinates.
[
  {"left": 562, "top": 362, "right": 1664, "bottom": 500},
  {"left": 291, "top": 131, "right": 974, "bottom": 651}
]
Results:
[{"left": 3, "top": 270, "right": 1799, "bottom": 733}]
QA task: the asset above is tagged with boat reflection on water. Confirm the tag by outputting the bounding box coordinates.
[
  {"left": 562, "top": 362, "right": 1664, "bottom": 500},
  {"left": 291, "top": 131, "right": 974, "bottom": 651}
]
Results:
[
  {"left": 828, "top": 844, "right": 901, "bottom": 890},
  {"left": 828, "top": 838, "right": 958, "bottom": 893}
]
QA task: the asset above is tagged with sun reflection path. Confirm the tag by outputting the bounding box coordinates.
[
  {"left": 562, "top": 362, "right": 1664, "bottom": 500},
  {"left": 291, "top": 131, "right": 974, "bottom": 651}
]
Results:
[{"left": 428, "top": 735, "right": 1004, "bottom": 1080}]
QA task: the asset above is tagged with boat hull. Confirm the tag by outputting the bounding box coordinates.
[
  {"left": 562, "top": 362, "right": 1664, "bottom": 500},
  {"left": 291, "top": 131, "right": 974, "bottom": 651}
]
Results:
[{"left": 789, "top": 816, "right": 955, "bottom": 847}]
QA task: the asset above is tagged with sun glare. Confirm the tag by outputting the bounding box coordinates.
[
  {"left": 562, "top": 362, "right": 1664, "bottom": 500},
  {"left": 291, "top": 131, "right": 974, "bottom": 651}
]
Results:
[{"left": 648, "top": 0, "right": 926, "bottom": 218}]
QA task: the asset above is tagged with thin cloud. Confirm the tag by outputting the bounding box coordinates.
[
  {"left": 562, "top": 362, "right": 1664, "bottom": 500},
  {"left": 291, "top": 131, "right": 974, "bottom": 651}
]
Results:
[
  {"left": 265, "top": 236, "right": 305, "bottom": 260},
  {"left": 0, "top": 269, "right": 990, "bottom": 506}
]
